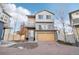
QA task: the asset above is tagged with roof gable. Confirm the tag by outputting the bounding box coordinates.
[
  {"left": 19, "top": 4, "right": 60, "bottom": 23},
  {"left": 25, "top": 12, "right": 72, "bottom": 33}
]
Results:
[{"left": 35, "top": 9, "right": 55, "bottom": 15}]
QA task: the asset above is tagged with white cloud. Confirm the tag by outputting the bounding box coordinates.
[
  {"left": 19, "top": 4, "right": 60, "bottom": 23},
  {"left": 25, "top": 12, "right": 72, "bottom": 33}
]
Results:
[
  {"left": 0, "top": 3, "right": 31, "bottom": 33},
  {"left": 0, "top": 3, "right": 31, "bottom": 20},
  {"left": 16, "top": 7, "right": 31, "bottom": 15},
  {"left": 1, "top": 3, "right": 16, "bottom": 13}
]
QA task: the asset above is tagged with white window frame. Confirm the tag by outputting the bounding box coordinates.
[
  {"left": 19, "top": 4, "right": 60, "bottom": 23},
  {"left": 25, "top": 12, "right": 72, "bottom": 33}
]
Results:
[
  {"left": 38, "top": 15, "right": 43, "bottom": 19},
  {"left": 46, "top": 15, "right": 51, "bottom": 19}
]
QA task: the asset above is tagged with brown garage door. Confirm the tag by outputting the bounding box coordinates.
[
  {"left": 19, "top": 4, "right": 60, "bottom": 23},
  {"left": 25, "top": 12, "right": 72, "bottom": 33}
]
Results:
[{"left": 37, "top": 31, "right": 55, "bottom": 41}]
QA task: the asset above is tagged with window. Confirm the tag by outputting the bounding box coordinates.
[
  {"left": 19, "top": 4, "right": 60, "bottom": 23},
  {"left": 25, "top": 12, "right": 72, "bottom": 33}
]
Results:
[
  {"left": 39, "top": 25, "right": 42, "bottom": 30},
  {"left": 43, "top": 25, "right": 46, "bottom": 30},
  {"left": 38, "top": 15, "right": 43, "bottom": 19},
  {"left": 0, "top": 14, "right": 8, "bottom": 22},
  {"left": 46, "top": 15, "right": 51, "bottom": 19},
  {"left": 48, "top": 24, "right": 53, "bottom": 29},
  {"left": 4, "top": 16, "right": 8, "bottom": 22},
  {"left": 39, "top": 25, "right": 46, "bottom": 30}
]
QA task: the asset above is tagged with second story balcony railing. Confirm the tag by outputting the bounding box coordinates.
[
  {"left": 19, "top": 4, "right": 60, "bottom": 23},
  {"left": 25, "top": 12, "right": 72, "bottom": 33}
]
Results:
[{"left": 36, "top": 26, "right": 57, "bottom": 31}]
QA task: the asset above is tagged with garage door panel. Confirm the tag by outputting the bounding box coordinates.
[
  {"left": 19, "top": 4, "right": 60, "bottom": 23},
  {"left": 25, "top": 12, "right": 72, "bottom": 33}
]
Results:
[{"left": 37, "top": 31, "right": 55, "bottom": 41}]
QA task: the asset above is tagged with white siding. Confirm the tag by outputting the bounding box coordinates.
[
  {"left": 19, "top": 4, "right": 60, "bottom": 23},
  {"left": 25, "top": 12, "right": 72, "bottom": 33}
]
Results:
[
  {"left": 35, "top": 23, "right": 54, "bottom": 30},
  {"left": 35, "top": 10, "right": 54, "bottom": 30},
  {"left": 35, "top": 10, "right": 54, "bottom": 22}
]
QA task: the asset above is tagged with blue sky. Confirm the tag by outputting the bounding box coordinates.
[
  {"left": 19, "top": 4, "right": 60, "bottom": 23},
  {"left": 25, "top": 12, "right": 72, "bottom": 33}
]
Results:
[{"left": 15, "top": 3, "right": 79, "bottom": 21}]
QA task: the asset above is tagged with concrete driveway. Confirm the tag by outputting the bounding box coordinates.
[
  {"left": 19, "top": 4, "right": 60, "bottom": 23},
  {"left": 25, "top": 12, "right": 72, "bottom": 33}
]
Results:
[{"left": 0, "top": 41, "right": 79, "bottom": 55}]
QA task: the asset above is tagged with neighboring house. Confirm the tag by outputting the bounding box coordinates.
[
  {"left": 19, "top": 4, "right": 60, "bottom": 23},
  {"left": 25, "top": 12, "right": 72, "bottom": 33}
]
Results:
[
  {"left": 0, "top": 10, "right": 11, "bottom": 41},
  {"left": 24, "top": 10, "right": 57, "bottom": 42},
  {"left": 0, "top": 20, "right": 5, "bottom": 41},
  {"left": 69, "top": 10, "right": 79, "bottom": 42}
]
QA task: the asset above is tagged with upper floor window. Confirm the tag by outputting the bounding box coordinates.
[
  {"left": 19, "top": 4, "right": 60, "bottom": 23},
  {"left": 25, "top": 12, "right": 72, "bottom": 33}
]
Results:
[
  {"left": 38, "top": 15, "right": 43, "bottom": 19},
  {"left": 46, "top": 15, "right": 51, "bottom": 19},
  {"left": 0, "top": 14, "right": 8, "bottom": 22}
]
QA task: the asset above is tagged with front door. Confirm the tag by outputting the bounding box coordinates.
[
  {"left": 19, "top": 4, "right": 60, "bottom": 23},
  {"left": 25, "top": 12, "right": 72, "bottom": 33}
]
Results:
[{"left": 28, "top": 30, "right": 34, "bottom": 41}]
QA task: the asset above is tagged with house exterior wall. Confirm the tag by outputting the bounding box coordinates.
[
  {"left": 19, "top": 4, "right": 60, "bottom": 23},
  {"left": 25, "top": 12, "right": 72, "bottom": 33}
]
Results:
[
  {"left": 28, "top": 17, "right": 35, "bottom": 23},
  {"left": 25, "top": 16, "right": 35, "bottom": 41},
  {"left": 2, "top": 14, "right": 11, "bottom": 41},
  {"left": 71, "top": 11, "right": 79, "bottom": 19},
  {"left": 69, "top": 10, "right": 79, "bottom": 42},
  {"left": 70, "top": 11, "right": 79, "bottom": 25},
  {"left": 0, "top": 21, "right": 4, "bottom": 41},
  {"left": 35, "top": 10, "right": 54, "bottom": 30},
  {"left": 36, "top": 23, "right": 54, "bottom": 30},
  {"left": 26, "top": 17, "right": 35, "bottom": 28},
  {"left": 0, "top": 10, "right": 11, "bottom": 41},
  {"left": 35, "top": 10, "right": 54, "bottom": 22}
]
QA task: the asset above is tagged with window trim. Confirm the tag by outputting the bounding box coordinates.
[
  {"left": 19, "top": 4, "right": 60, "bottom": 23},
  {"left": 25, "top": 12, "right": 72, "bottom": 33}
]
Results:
[
  {"left": 46, "top": 15, "right": 51, "bottom": 19},
  {"left": 38, "top": 15, "right": 43, "bottom": 19}
]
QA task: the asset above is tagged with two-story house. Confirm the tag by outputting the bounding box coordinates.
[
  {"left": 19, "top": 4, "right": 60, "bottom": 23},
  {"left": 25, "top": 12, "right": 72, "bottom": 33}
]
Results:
[
  {"left": 69, "top": 10, "right": 79, "bottom": 42},
  {"left": 25, "top": 10, "right": 57, "bottom": 42}
]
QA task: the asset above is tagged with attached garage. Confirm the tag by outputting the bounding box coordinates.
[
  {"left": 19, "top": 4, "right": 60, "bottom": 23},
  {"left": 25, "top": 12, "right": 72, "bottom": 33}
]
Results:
[{"left": 36, "top": 31, "right": 56, "bottom": 41}]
